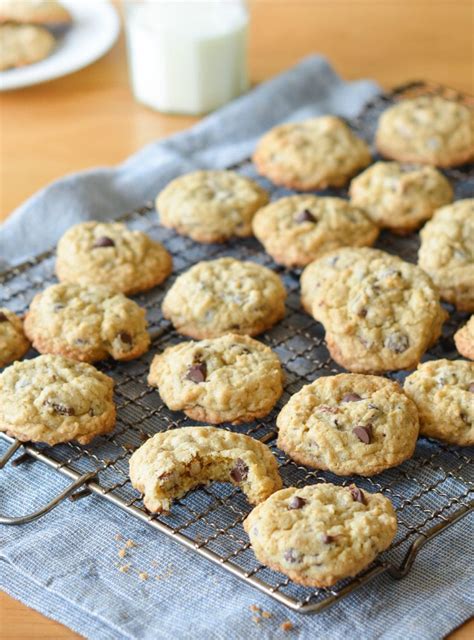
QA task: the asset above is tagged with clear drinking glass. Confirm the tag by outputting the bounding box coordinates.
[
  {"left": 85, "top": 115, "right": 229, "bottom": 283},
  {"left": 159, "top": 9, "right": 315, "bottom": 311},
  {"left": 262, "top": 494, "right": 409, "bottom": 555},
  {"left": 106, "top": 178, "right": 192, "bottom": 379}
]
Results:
[{"left": 123, "top": 0, "right": 249, "bottom": 115}]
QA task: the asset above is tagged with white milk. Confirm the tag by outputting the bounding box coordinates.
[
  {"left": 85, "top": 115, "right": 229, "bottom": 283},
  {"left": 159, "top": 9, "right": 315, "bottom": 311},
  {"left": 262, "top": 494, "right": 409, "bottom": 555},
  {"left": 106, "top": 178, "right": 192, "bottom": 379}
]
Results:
[{"left": 124, "top": 0, "right": 249, "bottom": 114}]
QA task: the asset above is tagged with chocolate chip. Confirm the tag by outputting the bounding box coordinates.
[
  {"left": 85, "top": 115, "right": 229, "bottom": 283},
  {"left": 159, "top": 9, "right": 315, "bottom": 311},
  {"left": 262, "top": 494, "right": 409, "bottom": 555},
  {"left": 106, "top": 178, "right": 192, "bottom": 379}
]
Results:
[
  {"left": 353, "top": 425, "right": 372, "bottom": 444},
  {"left": 230, "top": 458, "right": 248, "bottom": 483},
  {"left": 384, "top": 332, "right": 409, "bottom": 353},
  {"left": 186, "top": 362, "right": 207, "bottom": 383},
  {"left": 322, "top": 534, "right": 335, "bottom": 544},
  {"left": 0, "top": 312, "right": 8, "bottom": 322},
  {"left": 283, "top": 548, "right": 300, "bottom": 563},
  {"left": 288, "top": 496, "right": 306, "bottom": 510},
  {"left": 357, "top": 308, "right": 368, "bottom": 318},
  {"left": 93, "top": 236, "right": 115, "bottom": 248},
  {"left": 119, "top": 331, "right": 133, "bottom": 345},
  {"left": 469, "top": 383, "right": 474, "bottom": 393},
  {"left": 342, "top": 393, "right": 362, "bottom": 403},
  {"left": 45, "top": 401, "right": 75, "bottom": 416},
  {"left": 238, "top": 347, "right": 251, "bottom": 355},
  {"left": 349, "top": 486, "right": 367, "bottom": 505},
  {"left": 294, "top": 208, "right": 316, "bottom": 223}
]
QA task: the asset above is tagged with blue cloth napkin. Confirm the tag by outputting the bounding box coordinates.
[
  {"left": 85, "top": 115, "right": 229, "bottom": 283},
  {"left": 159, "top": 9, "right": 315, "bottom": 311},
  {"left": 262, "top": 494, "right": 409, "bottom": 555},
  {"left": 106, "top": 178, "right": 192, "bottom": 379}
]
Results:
[{"left": 1, "top": 56, "right": 473, "bottom": 639}]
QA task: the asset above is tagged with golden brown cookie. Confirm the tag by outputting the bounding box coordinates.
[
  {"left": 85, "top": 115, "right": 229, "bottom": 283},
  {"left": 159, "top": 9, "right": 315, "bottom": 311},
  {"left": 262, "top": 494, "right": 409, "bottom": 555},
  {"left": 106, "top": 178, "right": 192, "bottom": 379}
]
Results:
[
  {"left": 376, "top": 96, "right": 474, "bottom": 167},
  {"left": 129, "top": 426, "right": 282, "bottom": 513},
  {"left": 300, "top": 247, "right": 371, "bottom": 314},
  {"left": 0, "top": 308, "right": 30, "bottom": 368},
  {"left": 277, "top": 374, "right": 419, "bottom": 476},
  {"left": 404, "top": 359, "right": 473, "bottom": 446},
  {"left": 162, "top": 258, "right": 286, "bottom": 339},
  {"left": 308, "top": 248, "right": 447, "bottom": 373},
  {"left": 0, "top": 354, "right": 116, "bottom": 445},
  {"left": 24, "top": 283, "right": 150, "bottom": 363},
  {"left": 252, "top": 195, "right": 378, "bottom": 268},
  {"left": 148, "top": 334, "right": 284, "bottom": 424},
  {"left": 349, "top": 161, "right": 453, "bottom": 234},
  {"left": 244, "top": 483, "right": 397, "bottom": 587},
  {"left": 56, "top": 221, "right": 172, "bottom": 295},
  {"left": 418, "top": 199, "right": 474, "bottom": 312},
  {"left": 0, "top": 23, "right": 54, "bottom": 70},
  {"left": 253, "top": 116, "right": 371, "bottom": 190},
  {"left": 156, "top": 170, "right": 269, "bottom": 243},
  {"left": 454, "top": 316, "right": 474, "bottom": 360},
  {"left": 0, "top": 0, "right": 72, "bottom": 25}
]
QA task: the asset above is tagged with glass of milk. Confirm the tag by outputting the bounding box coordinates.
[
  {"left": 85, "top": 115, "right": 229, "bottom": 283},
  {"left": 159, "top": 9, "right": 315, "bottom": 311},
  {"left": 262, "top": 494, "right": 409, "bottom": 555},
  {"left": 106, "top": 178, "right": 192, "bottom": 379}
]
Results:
[{"left": 123, "top": 0, "right": 249, "bottom": 115}]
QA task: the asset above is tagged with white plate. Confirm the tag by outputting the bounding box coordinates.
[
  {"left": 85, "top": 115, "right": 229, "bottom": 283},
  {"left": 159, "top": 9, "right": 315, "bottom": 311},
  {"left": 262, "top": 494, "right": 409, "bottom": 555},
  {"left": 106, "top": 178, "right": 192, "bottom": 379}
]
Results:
[{"left": 0, "top": 0, "right": 120, "bottom": 91}]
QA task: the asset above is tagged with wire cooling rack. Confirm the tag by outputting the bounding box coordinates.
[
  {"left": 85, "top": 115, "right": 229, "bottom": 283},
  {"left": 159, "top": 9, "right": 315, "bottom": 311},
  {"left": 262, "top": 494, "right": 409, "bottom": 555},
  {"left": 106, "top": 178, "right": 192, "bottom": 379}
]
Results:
[{"left": 1, "top": 81, "right": 473, "bottom": 614}]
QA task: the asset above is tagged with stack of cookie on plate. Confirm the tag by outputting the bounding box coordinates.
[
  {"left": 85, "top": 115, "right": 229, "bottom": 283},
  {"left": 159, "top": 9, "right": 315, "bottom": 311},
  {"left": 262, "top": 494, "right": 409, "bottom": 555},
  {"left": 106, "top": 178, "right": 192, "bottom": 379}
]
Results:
[
  {"left": 1, "top": 93, "right": 473, "bottom": 590},
  {"left": 0, "top": 0, "right": 71, "bottom": 71}
]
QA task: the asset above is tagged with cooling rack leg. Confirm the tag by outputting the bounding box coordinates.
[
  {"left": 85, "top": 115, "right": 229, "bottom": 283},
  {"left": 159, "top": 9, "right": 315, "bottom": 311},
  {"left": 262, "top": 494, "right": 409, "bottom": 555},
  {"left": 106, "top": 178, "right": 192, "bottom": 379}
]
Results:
[
  {"left": 0, "top": 439, "right": 22, "bottom": 469},
  {"left": 0, "top": 471, "right": 97, "bottom": 526},
  {"left": 387, "top": 501, "right": 474, "bottom": 579}
]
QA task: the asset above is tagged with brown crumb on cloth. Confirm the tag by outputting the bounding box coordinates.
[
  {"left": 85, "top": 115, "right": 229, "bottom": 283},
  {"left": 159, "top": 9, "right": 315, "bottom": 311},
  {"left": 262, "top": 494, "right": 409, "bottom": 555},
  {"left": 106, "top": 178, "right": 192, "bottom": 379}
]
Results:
[
  {"left": 249, "top": 604, "right": 273, "bottom": 625},
  {"left": 280, "top": 620, "right": 294, "bottom": 632}
]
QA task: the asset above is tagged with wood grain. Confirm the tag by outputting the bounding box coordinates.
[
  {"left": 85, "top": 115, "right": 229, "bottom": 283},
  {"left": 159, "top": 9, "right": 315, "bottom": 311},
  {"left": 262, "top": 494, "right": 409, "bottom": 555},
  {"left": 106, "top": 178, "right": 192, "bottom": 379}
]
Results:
[{"left": 0, "top": 1, "right": 473, "bottom": 638}]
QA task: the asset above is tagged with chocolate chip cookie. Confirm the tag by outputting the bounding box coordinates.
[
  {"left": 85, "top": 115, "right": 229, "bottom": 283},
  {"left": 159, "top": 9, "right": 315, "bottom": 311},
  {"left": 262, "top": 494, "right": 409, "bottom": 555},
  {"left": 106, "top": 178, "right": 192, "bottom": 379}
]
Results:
[
  {"left": 0, "top": 0, "right": 72, "bottom": 24},
  {"left": 156, "top": 170, "right": 269, "bottom": 243},
  {"left": 253, "top": 116, "right": 371, "bottom": 190},
  {"left": 376, "top": 96, "right": 474, "bottom": 167},
  {"left": 277, "top": 374, "right": 419, "bottom": 476},
  {"left": 162, "top": 258, "right": 286, "bottom": 339},
  {"left": 0, "top": 308, "right": 30, "bottom": 368},
  {"left": 0, "top": 354, "right": 115, "bottom": 445},
  {"left": 148, "top": 334, "right": 284, "bottom": 424},
  {"left": 308, "top": 247, "right": 447, "bottom": 373},
  {"left": 300, "top": 247, "right": 372, "bottom": 314},
  {"left": 0, "top": 23, "right": 55, "bottom": 70},
  {"left": 56, "top": 221, "right": 172, "bottom": 295},
  {"left": 404, "top": 359, "right": 473, "bottom": 446},
  {"left": 454, "top": 316, "right": 474, "bottom": 360},
  {"left": 243, "top": 483, "right": 397, "bottom": 587},
  {"left": 418, "top": 199, "right": 474, "bottom": 312},
  {"left": 24, "top": 283, "right": 150, "bottom": 363},
  {"left": 129, "top": 426, "right": 282, "bottom": 513},
  {"left": 349, "top": 161, "right": 453, "bottom": 234},
  {"left": 252, "top": 195, "right": 378, "bottom": 268}
]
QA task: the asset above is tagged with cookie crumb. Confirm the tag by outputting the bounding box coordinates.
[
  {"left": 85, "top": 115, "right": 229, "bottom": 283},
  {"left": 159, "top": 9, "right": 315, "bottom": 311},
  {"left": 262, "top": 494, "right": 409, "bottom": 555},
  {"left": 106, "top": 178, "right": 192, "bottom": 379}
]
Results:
[
  {"left": 280, "top": 621, "right": 294, "bottom": 632},
  {"left": 118, "top": 548, "right": 127, "bottom": 558},
  {"left": 249, "top": 604, "right": 260, "bottom": 612},
  {"left": 251, "top": 616, "right": 261, "bottom": 624},
  {"left": 125, "top": 539, "right": 136, "bottom": 548},
  {"left": 261, "top": 610, "right": 272, "bottom": 619},
  {"left": 139, "top": 572, "right": 149, "bottom": 581},
  {"left": 114, "top": 533, "right": 123, "bottom": 541},
  {"left": 118, "top": 564, "right": 131, "bottom": 573}
]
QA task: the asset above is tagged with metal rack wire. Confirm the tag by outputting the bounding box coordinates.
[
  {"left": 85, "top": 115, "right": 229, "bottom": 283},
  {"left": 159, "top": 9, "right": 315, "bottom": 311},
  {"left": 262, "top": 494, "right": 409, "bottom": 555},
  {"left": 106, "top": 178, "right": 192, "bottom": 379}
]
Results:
[{"left": 1, "top": 81, "right": 473, "bottom": 614}]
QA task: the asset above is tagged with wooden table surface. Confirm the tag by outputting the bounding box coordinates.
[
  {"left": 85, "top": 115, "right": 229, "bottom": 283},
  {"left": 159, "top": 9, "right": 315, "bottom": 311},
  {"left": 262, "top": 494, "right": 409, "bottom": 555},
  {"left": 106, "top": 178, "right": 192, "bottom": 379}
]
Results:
[{"left": 0, "top": 1, "right": 473, "bottom": 638}]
